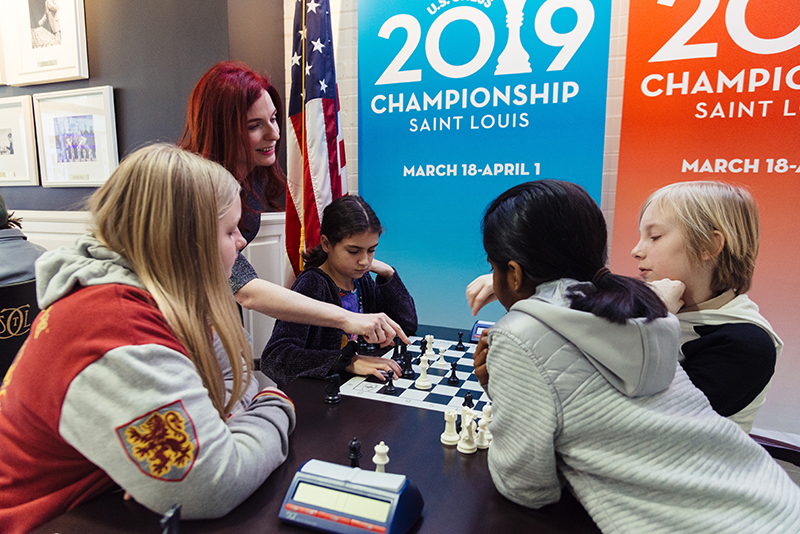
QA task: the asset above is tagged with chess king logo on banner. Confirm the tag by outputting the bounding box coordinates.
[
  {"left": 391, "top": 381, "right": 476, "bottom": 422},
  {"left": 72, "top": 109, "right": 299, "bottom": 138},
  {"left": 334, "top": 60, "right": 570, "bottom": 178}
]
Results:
[{"left": 358, "top": 0, "right": 611, "bottom": 329}]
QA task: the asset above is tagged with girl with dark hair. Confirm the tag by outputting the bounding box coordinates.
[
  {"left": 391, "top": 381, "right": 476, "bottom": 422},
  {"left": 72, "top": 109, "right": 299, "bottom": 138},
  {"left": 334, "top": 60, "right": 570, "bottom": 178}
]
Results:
[
  {"left": 261, "top": 196, "right": 417, "bottom": 386},
  {"left": 473, "top": 180, "right": 800, "bottom": 532},
  {"left": 181, "top": 61, "right": 408, "bottom": 346}
]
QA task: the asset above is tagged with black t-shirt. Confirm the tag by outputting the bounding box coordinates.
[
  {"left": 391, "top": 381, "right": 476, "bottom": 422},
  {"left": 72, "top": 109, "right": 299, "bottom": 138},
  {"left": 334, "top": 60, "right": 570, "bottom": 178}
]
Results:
[{"left": 680, "top": 323, "right": 776, "bottom": 417}]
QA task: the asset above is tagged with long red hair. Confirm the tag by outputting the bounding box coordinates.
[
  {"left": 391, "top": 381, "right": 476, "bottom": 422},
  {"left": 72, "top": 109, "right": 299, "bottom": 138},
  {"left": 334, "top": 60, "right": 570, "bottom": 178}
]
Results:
[{"left": 180, "top": 61, "right": 286, "bottom": 230}]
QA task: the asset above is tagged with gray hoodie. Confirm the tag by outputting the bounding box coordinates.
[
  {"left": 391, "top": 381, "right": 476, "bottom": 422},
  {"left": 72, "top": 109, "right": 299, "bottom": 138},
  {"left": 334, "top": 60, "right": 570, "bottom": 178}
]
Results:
[
  {"left": 5, "top": 235, "right": 296, "bottom": 523},
  {"left": 484, "top": 279, "right": 800, "bottom": 533}
]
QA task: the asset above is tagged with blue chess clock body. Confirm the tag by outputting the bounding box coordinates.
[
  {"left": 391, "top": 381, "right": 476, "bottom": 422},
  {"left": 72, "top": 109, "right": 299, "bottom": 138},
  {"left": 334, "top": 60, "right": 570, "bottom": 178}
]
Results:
[{"left": 279, "top": 460, "right": 424, "bottom": 534}]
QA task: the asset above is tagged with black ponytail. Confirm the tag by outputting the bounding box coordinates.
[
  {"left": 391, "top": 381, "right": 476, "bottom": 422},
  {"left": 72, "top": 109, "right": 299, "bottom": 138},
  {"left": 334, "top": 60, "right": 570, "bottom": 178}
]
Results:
[
  {"left": 483, "top": 180, "right": 667, "bottom": 324},
  {"left": 302, "top": 195, "right": 384, "bottom": 269}
]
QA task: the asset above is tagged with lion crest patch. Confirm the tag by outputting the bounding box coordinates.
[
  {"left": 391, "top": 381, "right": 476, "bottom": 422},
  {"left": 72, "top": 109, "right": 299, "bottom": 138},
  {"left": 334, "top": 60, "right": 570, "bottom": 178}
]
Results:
[{"left": 116, "top": 400, "right": 198, "bottom": 480}]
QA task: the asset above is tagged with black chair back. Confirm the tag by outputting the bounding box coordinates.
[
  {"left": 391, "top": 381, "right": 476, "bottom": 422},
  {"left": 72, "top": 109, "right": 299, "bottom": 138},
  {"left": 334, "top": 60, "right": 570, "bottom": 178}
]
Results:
[{"left": 1, "top": 279, "right": 40, "bottom": 378}]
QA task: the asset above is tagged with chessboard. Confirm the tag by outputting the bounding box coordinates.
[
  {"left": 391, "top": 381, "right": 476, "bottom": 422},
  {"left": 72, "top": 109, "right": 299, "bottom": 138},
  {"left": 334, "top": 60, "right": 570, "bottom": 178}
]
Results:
[{"left": 339, "top": 336, "right": 490, "bottom": 414}]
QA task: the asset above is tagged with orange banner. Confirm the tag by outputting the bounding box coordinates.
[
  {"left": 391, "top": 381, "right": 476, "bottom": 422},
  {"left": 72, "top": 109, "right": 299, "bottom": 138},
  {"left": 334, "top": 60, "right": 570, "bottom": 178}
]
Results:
[{"left": 612, "top": 0, "right": 800, "bottom": 433}]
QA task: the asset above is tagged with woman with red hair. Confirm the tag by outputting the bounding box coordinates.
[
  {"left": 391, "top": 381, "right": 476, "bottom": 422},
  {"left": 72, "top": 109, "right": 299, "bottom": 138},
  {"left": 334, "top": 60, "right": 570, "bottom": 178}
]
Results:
[{"left": 181, "top": 61, "right": 407, "bottom": 345}]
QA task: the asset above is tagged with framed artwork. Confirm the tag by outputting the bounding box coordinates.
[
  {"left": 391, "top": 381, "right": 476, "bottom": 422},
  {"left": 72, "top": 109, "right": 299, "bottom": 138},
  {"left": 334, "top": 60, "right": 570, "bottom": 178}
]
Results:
[
  {"left": 0, "top": 28, "right": 6, "bottom": 85},
  {"left": 0, "top": 95, "right": 39, "bottom": 185},
  {"left": 0, "top": 0, "right": 88, "bottom": 86},
  {"left": 33, "top": 86, "right": 118, "bottom": 187}
]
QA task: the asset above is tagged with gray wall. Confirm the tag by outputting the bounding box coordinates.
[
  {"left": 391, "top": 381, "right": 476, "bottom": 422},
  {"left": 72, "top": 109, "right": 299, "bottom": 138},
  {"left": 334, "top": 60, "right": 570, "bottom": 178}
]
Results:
[{"left": 1, "top": 0, "right": 286, "bottom": 212}]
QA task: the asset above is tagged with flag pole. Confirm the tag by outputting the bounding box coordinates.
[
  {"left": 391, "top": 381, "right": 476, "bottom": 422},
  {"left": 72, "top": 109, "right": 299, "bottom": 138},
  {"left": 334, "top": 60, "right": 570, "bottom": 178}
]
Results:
[{"left": 298, "top": 0, "right": 307, "bottom": 271}]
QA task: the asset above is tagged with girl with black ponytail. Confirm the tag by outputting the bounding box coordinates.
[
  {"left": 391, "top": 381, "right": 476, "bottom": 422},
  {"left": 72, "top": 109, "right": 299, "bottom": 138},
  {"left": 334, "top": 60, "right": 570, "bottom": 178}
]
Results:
[{"left": 472, "top": 180, "right": 800, "bottom": 532}]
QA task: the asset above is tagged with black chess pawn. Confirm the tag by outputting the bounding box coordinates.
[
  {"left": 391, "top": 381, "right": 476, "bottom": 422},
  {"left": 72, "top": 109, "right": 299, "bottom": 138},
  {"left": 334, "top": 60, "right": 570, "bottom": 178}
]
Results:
[
  {"left": 160, "top": 504, "right": 181, "bottom": 534},
  {"left": 447, "top": 361, "right": 460, "bottom": 385},
  {"left": 325, "top": 374, "right": 341, "bottom": 404},
  {"left": 349, "top": 437, "right": 362, "bottom": 467},
  {"left": 402, "top": 348, "right": 415, "bottom": 379},
  {"left": 462, "top": 391, "right": 474, "bottom": 409},
  {"left": 455, "top": 332, "right": 467, "bottom": 351},
  {"left": 384, "top": 369, "right": 397, "bottom": 395}
]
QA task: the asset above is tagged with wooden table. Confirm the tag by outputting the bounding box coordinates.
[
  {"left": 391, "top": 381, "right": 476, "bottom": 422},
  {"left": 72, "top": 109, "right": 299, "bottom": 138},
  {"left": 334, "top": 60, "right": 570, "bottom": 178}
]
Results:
[{"left": 33, "top": 377, "right": 601, "bottom": 534}]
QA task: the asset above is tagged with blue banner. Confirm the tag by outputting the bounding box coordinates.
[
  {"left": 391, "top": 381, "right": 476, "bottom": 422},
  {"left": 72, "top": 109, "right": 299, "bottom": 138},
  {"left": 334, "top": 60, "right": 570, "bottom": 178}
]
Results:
[{"left": 358, "top": 0, "right": 611, "bottom": 329}]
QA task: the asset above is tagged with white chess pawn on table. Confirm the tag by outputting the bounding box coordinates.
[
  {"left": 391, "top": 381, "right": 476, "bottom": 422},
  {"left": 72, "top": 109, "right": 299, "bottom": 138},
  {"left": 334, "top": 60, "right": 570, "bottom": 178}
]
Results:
[
  {"left": 415, "top": 355, "right": 432, "bottom": 390},
  {"left": 373, "top": 441, "right": 389, "bottom": 472},
  {"left": 433, "top": 346, "right": 449, "bottom": 368},
  {"left": 440, "top": 410, "right": 460, "bottom": 445},
  {"left": 475, "top": 418, "right": 490, "bottom": 449},
  {"left": 482, "top": 404, "right": 493, "bottom": 442}
]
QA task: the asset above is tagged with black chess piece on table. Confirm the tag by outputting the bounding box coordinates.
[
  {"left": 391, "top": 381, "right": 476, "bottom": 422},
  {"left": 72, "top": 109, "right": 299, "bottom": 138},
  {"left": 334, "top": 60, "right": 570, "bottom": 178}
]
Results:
[
  {"left": 462, "top": 391, "right": 474, "bottom": 409},
  {"left": 401, "top": 348, "right": 415, "bottom": 379},
  {"left": 455, "top": 332, "right": 467, "bottom": 351},
  {"left": 384, "top": 369, "right": 397, "bottom": 395},
  {"left": 349, "top": 437, "right": 362, "bottom": 467},
  {"left": 160, "top": 504, "right": 181, "bottom": 534},
  {"left": 325, "top": 374, "right": 341, "bottom": 404},
  {"left": 447, "top": 361, "right": 460, "bottom": 385}
]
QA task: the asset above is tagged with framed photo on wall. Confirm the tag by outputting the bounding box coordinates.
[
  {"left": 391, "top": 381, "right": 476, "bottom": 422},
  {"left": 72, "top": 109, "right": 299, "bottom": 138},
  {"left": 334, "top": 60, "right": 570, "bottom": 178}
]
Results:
[
  {"left": 33, "top": 86, "right": 118, "bottom": 187},
  {"left": 0, "top": 95, "right": 39, "bottom": 186},
  {"left": 0, "top": 0, "right": 88, "bottom": 86},
  {"left": 0, "top": 29, "right": 6, "bottom": 85}
]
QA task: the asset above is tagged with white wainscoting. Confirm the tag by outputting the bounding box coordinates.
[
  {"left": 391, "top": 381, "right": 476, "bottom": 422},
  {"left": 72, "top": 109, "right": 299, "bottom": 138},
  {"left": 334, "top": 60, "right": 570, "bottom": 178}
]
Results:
[{"left": 16, "top": 210, "right": 287, "bottom": 355}]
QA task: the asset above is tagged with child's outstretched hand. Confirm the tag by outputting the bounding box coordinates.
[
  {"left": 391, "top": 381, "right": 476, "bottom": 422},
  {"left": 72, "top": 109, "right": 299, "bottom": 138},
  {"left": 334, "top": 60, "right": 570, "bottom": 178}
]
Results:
[
  {"left": 473, "top": 329, "right": 489, "bottom": 388},
  {"left": 466, "top": 274, "right": 496, "bottom": 316},
  {"left": 648, "top": 278, "right": 686, "bottom": 314},
  {"left": 369, "top": 259, "right": 395, "bottom": 279},
  {"left": 346, "top": 355, "right": 403, "bottom": 381}
]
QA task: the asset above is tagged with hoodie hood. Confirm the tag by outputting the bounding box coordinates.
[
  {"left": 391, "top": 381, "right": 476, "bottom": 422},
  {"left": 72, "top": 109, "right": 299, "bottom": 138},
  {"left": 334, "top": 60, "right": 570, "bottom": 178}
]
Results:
[
  {"left": 509, "top": 279, "right": 680, "bottom": 397},
  {"left": 35, "top": 234, "right": 146, "bottom": 309}
]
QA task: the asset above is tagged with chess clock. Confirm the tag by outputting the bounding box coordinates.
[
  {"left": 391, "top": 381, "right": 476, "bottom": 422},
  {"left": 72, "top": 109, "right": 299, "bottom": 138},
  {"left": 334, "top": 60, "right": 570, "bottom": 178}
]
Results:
[
  {"left": 470, "top": 320, "right": 495, "bottom": 342},
  {"left": 279, "top": 459, "right": 424, "bottom": 534}
]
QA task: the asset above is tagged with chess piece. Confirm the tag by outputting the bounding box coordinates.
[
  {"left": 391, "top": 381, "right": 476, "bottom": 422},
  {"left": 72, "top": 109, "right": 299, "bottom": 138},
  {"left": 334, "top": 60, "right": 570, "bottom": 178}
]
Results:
[
  {"left": 425, "top": 334, "right": 438, "bottom": 363},
  {"left": 462, "top": 391, "right": 474, "bottom": 409},
  {"left": 160, "top": 504, "right": 181, "bottom": 534},
  {"left": 440, "top": 409, "right": 460, "bottom": 445},
  {"left": 482, "top": 404, "right": 493, "bottom": 442},
  {"left": 401, "top": 348, "right": 415, "bottom": 379},
  {"left": 447, "top": 361, "right": 460, "bottom": 385},
  {"left": 455, "top": 331, "right": 466, "bottom": 351},
  {"left": 325, "top": 374, "right": 341, "bottom": 404},
  {"left": 349, "top": 437, "right": 362, "bottom": 467},
  {"left": 433, "top": 348, "right": 449, "bottom": 369},
  {"left": 475, "top": 418, "right": 490, "bottom": 449},
  {"left": 457, "top": 412, "right": 478, "bottom": 454},
  {"left": 384, "top": 369, "right": 397, "bottom": 395},
  {"left": 495, "top": 0, "right": 532, "bottom": 75},
  {"left": 415, "top": 356, "right": 432, "bottom": 390},
  {"left": 392, "top": 340, "right": 400, "bottom": 361},
  {"left": 373, "top": 441, "right": 390, "bottom": 472}
]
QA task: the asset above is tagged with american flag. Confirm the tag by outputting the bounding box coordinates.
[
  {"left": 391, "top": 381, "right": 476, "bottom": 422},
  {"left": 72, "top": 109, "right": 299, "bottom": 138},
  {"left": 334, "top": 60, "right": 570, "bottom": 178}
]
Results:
[{"left": 286, "top": 0, "right": 347, "bottom": 277}]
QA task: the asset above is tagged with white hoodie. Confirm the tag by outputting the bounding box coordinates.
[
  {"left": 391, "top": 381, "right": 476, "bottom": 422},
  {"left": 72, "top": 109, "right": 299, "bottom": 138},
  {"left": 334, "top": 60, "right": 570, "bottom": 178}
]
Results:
[{"left": 485, "top": 279, "right": 800, "bottom": 534}]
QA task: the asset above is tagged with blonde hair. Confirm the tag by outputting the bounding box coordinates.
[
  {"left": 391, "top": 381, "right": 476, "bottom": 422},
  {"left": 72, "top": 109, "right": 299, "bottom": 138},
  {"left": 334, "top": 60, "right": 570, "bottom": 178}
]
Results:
[
  {"left": 640, "top": 181, "right": 760, "bottom": 294},
  {"left": 89, "top": 144, "right": 251, "bottom": 418}
]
